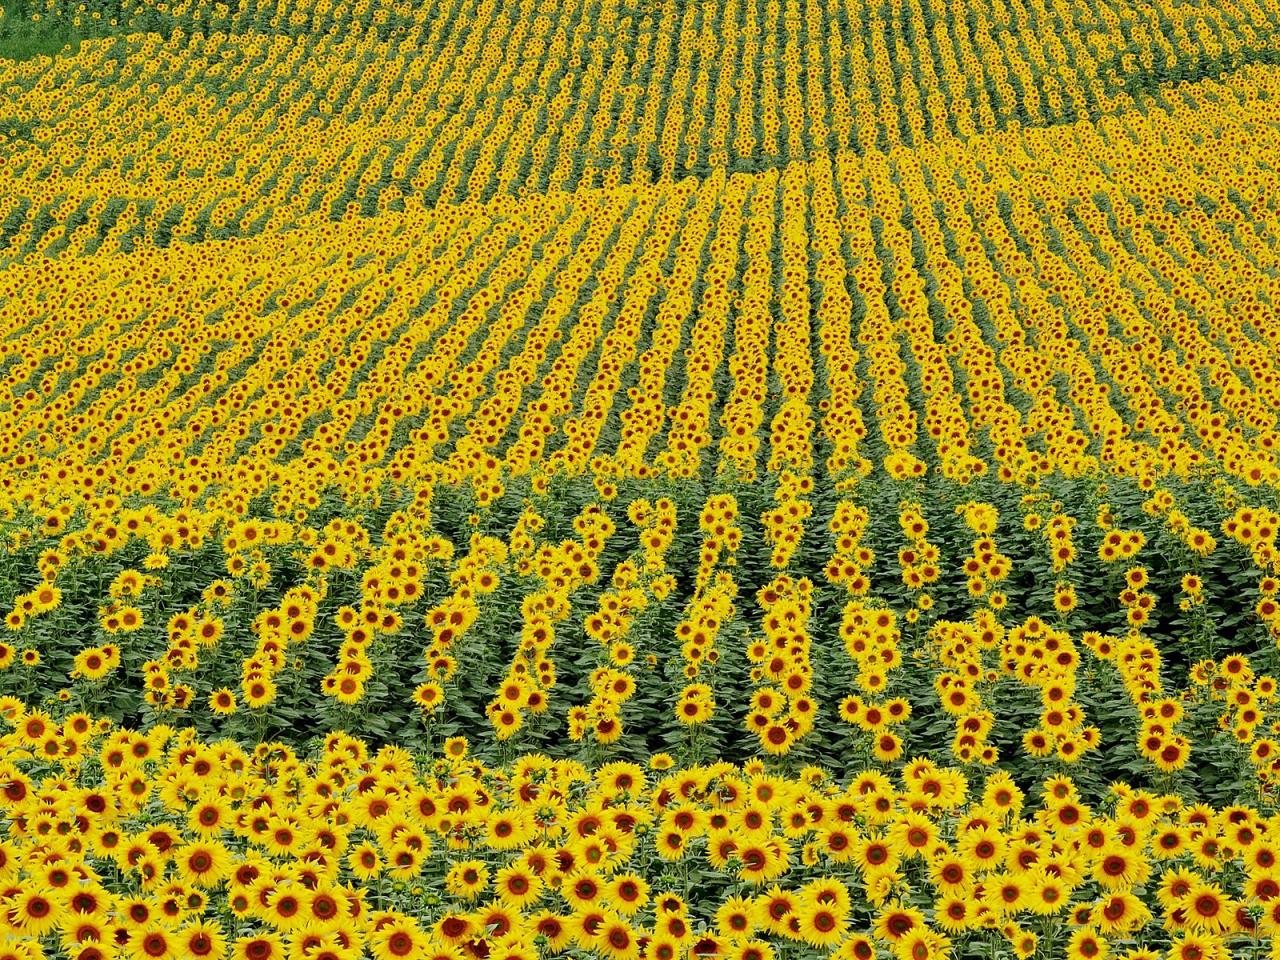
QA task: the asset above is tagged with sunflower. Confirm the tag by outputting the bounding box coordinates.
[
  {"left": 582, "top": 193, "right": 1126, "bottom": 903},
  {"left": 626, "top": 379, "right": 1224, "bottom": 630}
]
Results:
[
  {"left": 73, "top": 646, "right": 115, "bottom": 681},
  {"left": 1093, "top": 892, "right": 1151, "bottom": 934},
  {"left": 188, "top": 797, "right": 231, "bottom": 836},
  {"left": 129, "top": 924, "right": 179, "bottom": 960},
  {"left": 495, "top": 864, "right": 543, "bottom": 908},
  {"left": 1151, "top": 825, "right": 1187, "bottom": 859},
  {"left": 736, "top": 837, "right": 791, "bottom": 884},
  {"left": 1152, "top": 737, "right": 1189, "bottom": 773},
  {"left": 413, "top": 682, "right": 445, "bottom": 712},
  {"left": 894, "top": 929, "right": 950, "bottom": 960},
  {"left": 715, "top": 896, "right": 758, "bottom": 942},
  {"left": 434, "top": 913, "right": 476, "bottom": 945},
  {"left": 732, "top": 940, "right": 776, "bottom": 960},
  {"left": 887, "top": 813, "right": 937, "bottom": 859},
  {"left": 934, "top": 895, "right": 972, "bottom": 933},
  {"left": 346, "top": 842, "right": 382, "bottom": 881},
  {"left": 565, "top": 872, "right": 604, "bottom": 910},
  {"left": 1156, "top": 868, "right": 1199, "bottom": 912},
  {"left": 180, "top": 921, "right": 228, "bottom": 959},
  {"left": 1025, "top": 870, "right": 1070, "bottom": 915},
  {"left": 873, "top": 904, "right": 925, "bottom": 944},
  {"left": 241, "top": 677, "right": 277, "bottom": 709},
  {"left": 1065, "top": 927, "right": 1108, "bottom": 960},
  {"left": 1245, "top": 871, "right": 1280, "bottom": 905},
  {"left": 1164, "top": 934, "right": 1216, "bottom": 960},
  {"left": 8, "top": 890, "right": 65, "bottom": 936},
  {"left": 303, "top": 888, "right": 344, "bottom": 929},
  {"left": 873, "top": 731, "right": 903, "bottom": 762},
  {"left": 595, "top": 918, "right": 641, "bottom": 960},
  {"left": 1005, "top": 929, "right": 1037, "bottom": 960},
  {"left": 987, "top": 876, "right": 1029, "bottom": 915},
  {"left": 370, "top": 920, "right": 429, "bottom": 960},
  {"left": 1092, "top": 844, "right": 1150, "bottom": 891},
  {"left": 795, "top": 898, "right": 848, "bottom": 947},
  {"left": 756, "top": 886, "right": 796, "bottom": 937},
  {"left": 530, "top": 911, "right": 573, "bottom": 952},
  {"left": 444, "top": 860, "right": 489, "bottom": 900},
  {"left": 856, "top": 835, "right": 901, "bottom": 875},
  {"left": 605, "top": 874, "right": 650, "bottom": 916},
  {"left": 959, "top": 828, "right": 1005, "bottom": 872},
  {"left": 645, "top": 937, "right": 683, "bottom": 960},
  {"left": 822, "top": 825, "right": 857, "bottom": 862},
  {"left": 385, "top": 842, "right": 427, "bottom": 881},
  {"left": 929, "top": 854, "right": 973, "bottom": 894},
  {"left": 1183, "top": 880, "right": 1234, "bottom": 934},
  {"left": 982, "top": 773, "right": 1024, "bottom": 817}
]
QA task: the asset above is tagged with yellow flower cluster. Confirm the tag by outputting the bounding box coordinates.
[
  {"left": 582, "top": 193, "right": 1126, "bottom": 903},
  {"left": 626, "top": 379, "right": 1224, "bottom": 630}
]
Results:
[
  {"left": 8, "top": 0, "right": 1280, "bottom": 956},
  {"left": 746, "top": 576, "right": 815, "bottom": 755},
  {"left": 572, "top": 500, "right": 677, "bottom": 745},
  {"left": 6, "top": 705, "right": 1280, "bottom": 960}
]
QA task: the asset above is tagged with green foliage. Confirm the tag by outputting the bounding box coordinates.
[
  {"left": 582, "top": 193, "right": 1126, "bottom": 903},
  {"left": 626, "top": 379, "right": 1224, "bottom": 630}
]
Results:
[{"left": 0, "top": 19, "right": 83, "bottom": 61}]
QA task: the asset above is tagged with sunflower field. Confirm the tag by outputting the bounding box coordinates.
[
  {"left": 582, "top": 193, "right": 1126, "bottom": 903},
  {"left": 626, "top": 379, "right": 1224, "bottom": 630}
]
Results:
[{"left": 6, "top": 0, "right": 1280, "bottom": 957}]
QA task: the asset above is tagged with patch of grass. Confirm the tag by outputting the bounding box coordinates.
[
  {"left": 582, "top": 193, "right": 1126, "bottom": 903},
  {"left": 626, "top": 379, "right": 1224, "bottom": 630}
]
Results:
[
  {"left": 0, "top": 20, "right": 86, "bottom": 61},
  {"left": 0, "top": 118, "right": 37, "bottom": 142},
  {"left": 1099, "top": 43, "right": 1280, "bottom": 98},
  {"left": 0, "top": 5, "right": 193, "bottom": 62}
]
